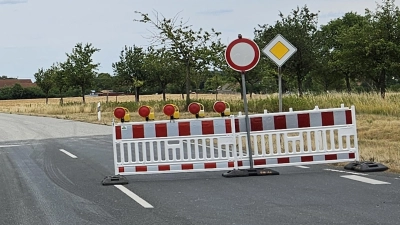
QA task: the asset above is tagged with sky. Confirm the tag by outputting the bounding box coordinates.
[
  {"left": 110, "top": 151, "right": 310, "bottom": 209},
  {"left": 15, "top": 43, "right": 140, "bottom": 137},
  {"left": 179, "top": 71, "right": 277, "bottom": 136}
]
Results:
[{"left": 0, "top": 0, "right": 396, "bottom": 82}]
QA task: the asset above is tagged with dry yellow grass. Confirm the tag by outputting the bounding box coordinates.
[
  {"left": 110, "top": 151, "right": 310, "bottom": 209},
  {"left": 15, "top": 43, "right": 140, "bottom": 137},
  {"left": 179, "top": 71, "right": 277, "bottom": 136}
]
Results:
[{"left": 0, "top": 93, "right": 399, "bottom": 173}]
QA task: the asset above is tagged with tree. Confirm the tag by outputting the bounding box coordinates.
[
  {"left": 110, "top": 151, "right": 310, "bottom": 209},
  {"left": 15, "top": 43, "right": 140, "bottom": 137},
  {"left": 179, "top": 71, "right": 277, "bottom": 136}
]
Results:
[
  {"left": 143, "top": 46, "right": 182, "bottom": 101},
  {"left": 11, "top": 83, "right": 24, "bottom": 99},
  {"left": 255, "top": 5, "right": 319, "bottom": 97},
  {"left": 134, "top": 10, "right": 225, "bottom": 107},
  {"left": 50, "top": 63, "right": 68, "bottom": 105},
  {"left": 112, "top": 45, "right": 146, "bottom": 102},
  {"left": 34, "top": 68, "right": 53, "bottom": 104},
  {"left": 94, "top": 73, "right": 114, "bottom": 91},
  {"left": 313, "top": 12, "right": 367, "bottom": 93},
  {"left": 337, "top": 0, "right": 400, "bottom": 98},
  {"left": 63, "top": 43, "right": 100, "bottom": 103}
]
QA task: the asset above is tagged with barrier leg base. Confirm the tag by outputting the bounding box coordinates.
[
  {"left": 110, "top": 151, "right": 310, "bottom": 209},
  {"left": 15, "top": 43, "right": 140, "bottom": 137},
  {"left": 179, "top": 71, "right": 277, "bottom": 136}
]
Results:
[
  {"left": 101, "top": 175, "right": 129, "bottom": 185},
  {"left": 222, "top": 168, "right": 279, "bottom": 178},
  {"left": 344, "top": 161, "right": 389, "bottom": 172}
]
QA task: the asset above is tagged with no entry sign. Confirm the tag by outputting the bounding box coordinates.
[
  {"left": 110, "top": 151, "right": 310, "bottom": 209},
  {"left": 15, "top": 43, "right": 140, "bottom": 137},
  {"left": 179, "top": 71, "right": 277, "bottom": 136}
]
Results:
[{"left": 225, "top": 37, "right": 260, "bottom": 72}]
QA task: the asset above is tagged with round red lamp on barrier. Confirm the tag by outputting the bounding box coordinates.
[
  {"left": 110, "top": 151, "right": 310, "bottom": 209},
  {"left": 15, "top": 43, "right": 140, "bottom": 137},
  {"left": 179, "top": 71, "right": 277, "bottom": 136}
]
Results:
[
  {"left": 163, "top": 104, "right": 175, "bottom": 117},
  {"left": 213, "top": 101, "right": 226, "bottom": 114},
  {"left": 188, "top": 102, "right": 201, "bottom": 115},
  {"left": 113, "top": 107, "right": 126, "bottom": 119},
  {"left": 138, "top": 106, "right": 151, "bottom": 118}
]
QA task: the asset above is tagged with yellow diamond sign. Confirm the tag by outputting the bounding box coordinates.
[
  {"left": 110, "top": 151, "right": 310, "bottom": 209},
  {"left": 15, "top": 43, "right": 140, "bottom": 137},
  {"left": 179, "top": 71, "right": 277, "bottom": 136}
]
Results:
[
  {"left": 262, "top": 34, "right": 297, "bottom": 67},
  {"left": 269, "top": 41, "right": 289, "bottom": 60}
]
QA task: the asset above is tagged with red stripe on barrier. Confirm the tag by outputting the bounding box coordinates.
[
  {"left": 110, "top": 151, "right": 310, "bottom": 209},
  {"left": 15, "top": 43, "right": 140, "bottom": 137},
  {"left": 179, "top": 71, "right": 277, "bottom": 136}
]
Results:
[
  {"left": 202, "top": 120, "right": 214, "bottom": 135},
  {"left": 182, "top": 164, "right": 194, "bottom": 170},
  {"left": 136, "top": 166, "right": 147, "bottom": 172},
  {"left": 225, "top": 119, "right": 232, "bottom": 133},
  {"left": 250, "top": 117, "right": 263, "bottom": 131},
  {"left": 178, "top": 122, "right": 191, "bottom": 136},
  {"left": 278, "top": 157, "right": 290, "bottom": 164},
  {"left": 301, "top": 156, "right": 314, "bottom": 162},
  {"left": 345, "top": 110, "right": 352, "bottom": 124},
  {"left": 234, "top": 119, "right": 240, "bottom": 132},
  {"left": 321, "top": 111, "right": 334, "bottom": 126},
  {"left": 158, "top": 165, "right": 170, "bottom": 171},
  {"left": 349, "top": 152, "right": 356, "bottom": 159},
  {"left": 155, "top": 123, "right": 168, "bottom": 137},
  {"left": 228, "top": 161, "right": 243, "bottom": 167},
  {"left": 325, "top": 154, "right": 338, "bottom": 160},
  {"left": 205, "top": 162, "right": 217, "bottom": 169},
  {"left": 297, "top": 113, "right": 311, "bottom": 128},
  {"left": 118, "top": 167, "right": 124, "bottom": 173},
  {"left": 274, "top": 115, "right": 287, "bottom": 129},
  {"left": 115, "top": 126, "right": 122, "bottom": 139},
  {"left": 254, "top": 159, "right": 266, "bottom": 165},
  {"left": 132, "top": 124, "right": 144, "bottom": 138}
]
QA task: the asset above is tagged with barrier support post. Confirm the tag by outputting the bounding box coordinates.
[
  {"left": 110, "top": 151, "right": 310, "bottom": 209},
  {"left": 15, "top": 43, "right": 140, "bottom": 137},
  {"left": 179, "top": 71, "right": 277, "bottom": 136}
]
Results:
[{"left": 101, "top": 118, "right": 129, "bottom": 185}]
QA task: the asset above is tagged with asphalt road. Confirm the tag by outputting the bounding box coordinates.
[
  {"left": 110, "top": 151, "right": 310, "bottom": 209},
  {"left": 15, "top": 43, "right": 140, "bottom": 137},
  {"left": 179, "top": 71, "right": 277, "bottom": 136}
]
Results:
[{"left": 1, "top": 113, "right": 400, "bottom": 225}]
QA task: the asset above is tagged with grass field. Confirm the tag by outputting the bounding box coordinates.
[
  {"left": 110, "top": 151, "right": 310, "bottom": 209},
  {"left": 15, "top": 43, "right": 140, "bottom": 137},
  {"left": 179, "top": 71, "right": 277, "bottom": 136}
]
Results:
[{"left": 1, "top": 93, "right": 399, "bottom": 172}]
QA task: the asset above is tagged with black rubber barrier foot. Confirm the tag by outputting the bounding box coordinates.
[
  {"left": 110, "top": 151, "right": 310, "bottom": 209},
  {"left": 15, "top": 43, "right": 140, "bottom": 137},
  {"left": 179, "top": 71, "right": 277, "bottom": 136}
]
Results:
[
  {"left": 344, "top": 161, "right": 389, "bottom": 172},
  {"left": 222, "top": 168, "right": 279, "bottom": 178},
  {"left": 101, "top": 175, "right": 129, "bottom": 185}
]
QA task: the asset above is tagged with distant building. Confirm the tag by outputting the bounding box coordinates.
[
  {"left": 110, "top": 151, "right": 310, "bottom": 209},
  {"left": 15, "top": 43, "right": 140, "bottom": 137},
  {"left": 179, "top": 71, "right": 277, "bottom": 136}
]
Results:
[{"left": 0, "top": 78, "right": 37, "bottom": 89}]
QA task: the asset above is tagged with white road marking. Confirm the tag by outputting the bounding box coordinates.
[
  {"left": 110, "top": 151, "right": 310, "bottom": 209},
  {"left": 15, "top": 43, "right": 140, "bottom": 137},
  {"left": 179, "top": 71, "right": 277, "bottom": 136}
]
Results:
[
  {"left": 341, "top": 175, "right": 390, "bottom": 185},
  {"left": 324, "top": 168, "right": 367, "bottom": 176},
  {"left": 297, "top": 166, "right": 310, "bottom": 169},
  {"left": 114, "top": 185, "right": 154, "bottom": 208},
  {"left": 59, "top": 149, "right": 78, "bottom": 159},
  {"left": 0, "top": 144, "right": 22, "bottom": 148}
]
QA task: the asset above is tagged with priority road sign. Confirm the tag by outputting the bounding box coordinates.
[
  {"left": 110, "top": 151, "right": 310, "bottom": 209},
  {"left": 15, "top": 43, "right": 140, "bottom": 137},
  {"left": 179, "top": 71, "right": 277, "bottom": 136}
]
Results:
[
  {"left": 262, "top": 34, "right": 296, "bottom": 67},
  {"left": 225, "top": 37, "right": 260, "bottom": 72}
]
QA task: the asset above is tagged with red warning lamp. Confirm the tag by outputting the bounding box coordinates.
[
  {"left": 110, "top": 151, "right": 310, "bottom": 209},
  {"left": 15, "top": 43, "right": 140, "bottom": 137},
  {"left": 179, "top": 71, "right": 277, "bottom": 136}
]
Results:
[
  {"left": 138, "top": 106, "right": 150, "bottom": 118},
  {"left": 213, "top": 101, "right": 226, "bottom": 114},
  {"left": 188, "top": 102, "right": 205, "bottom": 118},
  {"left": 163, "top": 104, "right": 175, "bottom": 116},
  {"left": 163, "top": 104, "right": 180, "bottom": 120},
  {"left": 113, "top": 107, "right": 126, "bottom": 120},
  {"left": 188, "top": 102, "right": 201, "bottom": 114},
  {"left": 138, "top": 105, "right": 154, "bottom": 121}
]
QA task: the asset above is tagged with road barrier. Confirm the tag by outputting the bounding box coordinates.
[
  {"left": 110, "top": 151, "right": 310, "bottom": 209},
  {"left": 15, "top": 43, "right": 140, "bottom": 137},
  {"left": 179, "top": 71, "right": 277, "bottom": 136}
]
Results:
[{"left": 108, "top": 103, "right": 358, "bottom": 178}]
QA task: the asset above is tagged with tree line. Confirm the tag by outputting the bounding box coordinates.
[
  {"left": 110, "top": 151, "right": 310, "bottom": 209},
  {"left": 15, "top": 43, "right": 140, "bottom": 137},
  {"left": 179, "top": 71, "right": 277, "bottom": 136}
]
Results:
[{"left": 9, "top": 0, "right": 400, "bottom": 104}]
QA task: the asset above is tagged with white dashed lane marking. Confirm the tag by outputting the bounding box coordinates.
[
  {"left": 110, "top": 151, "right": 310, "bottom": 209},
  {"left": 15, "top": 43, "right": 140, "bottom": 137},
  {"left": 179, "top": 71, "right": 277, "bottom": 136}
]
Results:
[
  {"left": 341, "top": 175, "right": 391, "bottom": 185},
  {"left": 59, "top": 149, "right": 78, "bottom": 159},
  {"left": 324, "top": 168, "right": 367, "bottom": 176},
  {"left": 115, "top": 185, "right": 154, "bottom": 208},
  {"left": 0, "top": 144, "right": 22, "bottom": 148}
]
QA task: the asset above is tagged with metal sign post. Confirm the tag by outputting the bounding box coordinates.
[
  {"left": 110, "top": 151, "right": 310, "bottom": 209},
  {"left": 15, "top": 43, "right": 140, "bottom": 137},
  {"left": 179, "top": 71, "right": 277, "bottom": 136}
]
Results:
[
  {"left": 278, "top": 67, "right": 282, "bottom": 112},
  {"left": 240, "top": 71, "right": 254, "bottom": 169}
]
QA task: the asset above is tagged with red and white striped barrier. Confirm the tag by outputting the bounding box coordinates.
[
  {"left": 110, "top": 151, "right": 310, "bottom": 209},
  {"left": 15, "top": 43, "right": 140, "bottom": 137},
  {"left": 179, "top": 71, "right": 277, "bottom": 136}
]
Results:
[
  {"left": 114, "top": 107, "right": 353, "bottom": 139},
  {"left": 112, "top": 105, "right": 359, "bottom": 175}
]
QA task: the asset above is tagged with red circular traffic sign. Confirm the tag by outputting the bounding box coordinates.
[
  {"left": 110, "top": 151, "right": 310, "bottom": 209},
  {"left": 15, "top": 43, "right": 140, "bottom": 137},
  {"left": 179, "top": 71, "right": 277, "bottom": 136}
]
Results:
[
  {"left": 138, "top": 106, "right": 150, "bottom": 118},
  {"left": 225, "top": 37, "right": 260, "bottom": 72},
  {"left": 213, "top": 101, "right": 226, "bottom": 113},
  {"left": 163, "top": 104, "right": 175, "bottom": 116},
  {"left": 113, "top": 107, "right": 126, "bottom": 119}
]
